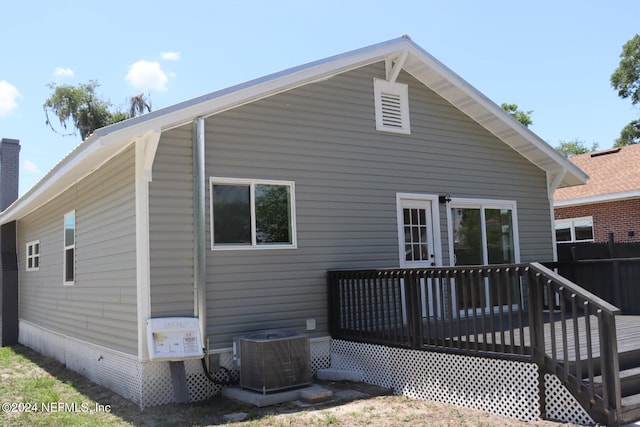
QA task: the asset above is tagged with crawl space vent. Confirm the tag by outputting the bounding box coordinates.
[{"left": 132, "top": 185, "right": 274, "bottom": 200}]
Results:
[{"left": 239, "top": 329, "right": 311, "bottom": 393}]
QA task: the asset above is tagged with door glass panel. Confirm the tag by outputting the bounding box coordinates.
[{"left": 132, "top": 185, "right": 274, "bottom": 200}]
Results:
[
  {"left": 403, "top": 207, "right": 430, "bottom": 262},
  {"left": 485, "top": 208, "right": 515, "bottom": 264},
  {"left": 451, "top": 208, "right": 482, "bottom": 265},
  {"left": 452, "top": 206, "right": 517, "bottom": 312},
  {"left": 485, "top": 209, "right": 517, "bottom": 308}
]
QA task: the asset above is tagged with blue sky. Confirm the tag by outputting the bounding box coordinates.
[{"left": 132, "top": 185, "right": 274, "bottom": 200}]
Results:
[{"left": 1, "top": 0, "right": 638, "bottom": 195}]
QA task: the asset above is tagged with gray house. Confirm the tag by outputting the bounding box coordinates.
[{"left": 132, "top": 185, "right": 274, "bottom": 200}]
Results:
[{"left": 0, "top": 37, "right": 586, "bottom": 411}]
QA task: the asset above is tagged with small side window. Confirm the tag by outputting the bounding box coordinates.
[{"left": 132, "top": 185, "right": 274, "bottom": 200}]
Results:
[
  {"left": 64, "top": 211, "right": 75, "bottom": 285},
  {"left": 26, "top": 240, "right": 40, "bottom": 271}
]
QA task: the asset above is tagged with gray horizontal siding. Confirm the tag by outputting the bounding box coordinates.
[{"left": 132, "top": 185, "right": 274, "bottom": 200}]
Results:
[
  {"left": 17, "top": 146, "right": 138, "bottom": 355},
  {"left": 152, "top": 62, "right": 553, "bottom": 349},
  {"left": 149, "top": 127, "right": 195, "bottom": 317},
  {"left": 209, "top": 63, "right": 550, "bottom": 347}
]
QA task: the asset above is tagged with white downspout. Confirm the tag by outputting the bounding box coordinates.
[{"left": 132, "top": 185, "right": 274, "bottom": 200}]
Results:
[{"left": 193, "top": 118, "right": 207, "bottom": 346}]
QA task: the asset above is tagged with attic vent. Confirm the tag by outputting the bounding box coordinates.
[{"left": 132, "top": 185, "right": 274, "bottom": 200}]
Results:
[
  {"left": 590, "top": 147, "right": 621, "bottom": 157},
  {"left": 374, "top": 78, "right": 410, "bottom": 134}
]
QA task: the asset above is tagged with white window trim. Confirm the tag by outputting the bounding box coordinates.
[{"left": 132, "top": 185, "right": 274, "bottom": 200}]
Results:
[
  {"left": 373, "top": 78, "right": 410, "bottom": 134},
  {"left": 209, "top": 177, "right": 297, "bottom": 251},
  {"left": 63, "top": 210, "right": 76, "bottom": 286},
  {"left": 26, "top": 240, "right": 40, "bottom": 271},
  {"left": 446, "top": 198, "right": 521, "bottom": 265},
  {"left": 396, "top": 193, "right": 442, "bottom": 268},
  {"left": 555, "top": 216, "right": 594, "bottom": 243}
]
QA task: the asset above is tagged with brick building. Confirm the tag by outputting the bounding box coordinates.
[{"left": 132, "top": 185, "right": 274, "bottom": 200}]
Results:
[{"left": 554, "top": 144, "right": 640, "bottom": 243}]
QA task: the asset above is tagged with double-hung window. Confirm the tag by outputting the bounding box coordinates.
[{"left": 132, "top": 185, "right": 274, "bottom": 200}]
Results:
[
  {"left": 210, "top": 178, "right": 296, "bottom": 249},
  {"left": 64, "top": 211, "right": 76, "bottom": 285},
  {"left": 26, "top": 240, "right": 40, "bottom": 271}
]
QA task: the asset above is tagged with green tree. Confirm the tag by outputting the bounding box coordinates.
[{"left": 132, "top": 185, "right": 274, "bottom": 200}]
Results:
[
  {"left": 555, "top": 139, "right": 599, "bottom": 157},
  {"left": 44, "top": 81, "right": 151, "bottom": 140},
  {"left": 614, "top": 119, "right": 640, "bottom": 147},
  {"left": 501, "top": 103, "right": 533, "bottom": 127},
  {"left": 611, "top": 34, "right": 640, "bottom": 145}
]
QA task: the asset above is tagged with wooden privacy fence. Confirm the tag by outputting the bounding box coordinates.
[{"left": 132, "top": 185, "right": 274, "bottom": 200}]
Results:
[
  {"left": 545, "top": 258, "right": 640, "bottom": 314},
  {"left": 327, "top": 263, "right": 621, "bottom": 425}
]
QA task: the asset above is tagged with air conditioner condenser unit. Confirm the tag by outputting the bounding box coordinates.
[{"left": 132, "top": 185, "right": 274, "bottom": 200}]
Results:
[{"left": 239, "top": 329, "right": 311, "bottom": 393}]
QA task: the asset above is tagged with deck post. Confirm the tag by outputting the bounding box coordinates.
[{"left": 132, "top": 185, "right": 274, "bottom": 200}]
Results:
[
  {"left": 526, "top": 267, "right": 548, "bottom": 419},
  {"left": 598, "top": 310, "right": 622, "bottom": 425},
  {"left": 403, "top": 271, "right": 422, "bottom": 349}
]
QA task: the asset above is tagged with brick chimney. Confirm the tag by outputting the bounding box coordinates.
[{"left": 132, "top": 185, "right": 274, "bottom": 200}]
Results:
[{"left": 0, "top": 138, "right": 20, "bottom": 210}]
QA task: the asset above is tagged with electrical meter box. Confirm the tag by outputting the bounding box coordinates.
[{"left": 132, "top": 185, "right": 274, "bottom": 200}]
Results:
[{"left": 147, "top": 317, "right": 203, "bottom": 361}]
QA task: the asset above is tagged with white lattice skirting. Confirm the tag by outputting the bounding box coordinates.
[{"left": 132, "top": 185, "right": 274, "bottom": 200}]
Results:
[
  {"left": 16, "top": 322, "right": 594, "bottom": 423},
  {"left": 331, "top": 340, "right": 595, "bottom": 425},
  {"left": 17, "top": 321, "right": 332, "bottom": 407}
]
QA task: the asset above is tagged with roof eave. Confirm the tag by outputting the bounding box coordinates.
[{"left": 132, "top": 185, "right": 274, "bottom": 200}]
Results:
[{"left": 1, "top": 36, "right": 586, "bottom": 222}]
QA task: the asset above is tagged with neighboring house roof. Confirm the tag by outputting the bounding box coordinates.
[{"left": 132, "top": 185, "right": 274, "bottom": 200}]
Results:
[
  {"left": 0, "top": 36, "right": 587, "bottom": 223},
  {"left": 554, "top": 144, "right": 640, "bottom": 207}
]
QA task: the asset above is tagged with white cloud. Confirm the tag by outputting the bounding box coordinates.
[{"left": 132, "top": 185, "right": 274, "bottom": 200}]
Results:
[
  {"left": 53, "top": 67, "right": 74, "bottom": 78},
  {"left": 125, "top": 60, "right": 169, "bottom": 92},
  {"left": 23, "top": 160, "right": 41, "bottom": 174},
  {"left": 161, "top": 51, "right": 180, "bottom": 61},
  {"left": 0, "top": 81, "right": 20, "bottom": 117}
]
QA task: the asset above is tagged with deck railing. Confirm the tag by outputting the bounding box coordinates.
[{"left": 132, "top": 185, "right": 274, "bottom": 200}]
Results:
[{"left": 327, "top": 262, "right": 622, "bottom": 424}]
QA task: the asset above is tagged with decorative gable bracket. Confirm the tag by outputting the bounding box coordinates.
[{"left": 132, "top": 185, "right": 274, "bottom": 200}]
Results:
[{"left": 385, "top": 50, "right": 408, "bottom": 83}]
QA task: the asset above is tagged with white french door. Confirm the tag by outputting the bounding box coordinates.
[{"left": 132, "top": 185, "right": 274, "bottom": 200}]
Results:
[{"left": 396, "top": 195, "right": 441, "bottom": 319}]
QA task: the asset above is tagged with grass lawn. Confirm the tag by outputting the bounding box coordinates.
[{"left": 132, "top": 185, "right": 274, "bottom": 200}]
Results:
[{"left": 0, "top": 344, "right": 581, "bottom": 426}]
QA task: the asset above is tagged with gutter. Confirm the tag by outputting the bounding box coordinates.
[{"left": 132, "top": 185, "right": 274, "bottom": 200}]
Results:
[{"left": 193, "top": 118, "right": 207, "bottom": 346}]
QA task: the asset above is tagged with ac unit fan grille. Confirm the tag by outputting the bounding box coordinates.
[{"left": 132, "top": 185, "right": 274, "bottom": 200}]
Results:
[{"left": 239, "top": 331, "right": 311, "bottom": 393}]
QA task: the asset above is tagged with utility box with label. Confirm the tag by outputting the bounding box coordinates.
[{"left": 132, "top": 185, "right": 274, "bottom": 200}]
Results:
[{"left": 147, "top": 317, "right": 203, "bottom": 361}]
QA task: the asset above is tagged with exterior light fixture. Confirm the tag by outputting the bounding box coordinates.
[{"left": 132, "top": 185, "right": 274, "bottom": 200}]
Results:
[{"left": 439, "top": 194, "right": 451, "bottom": 204}]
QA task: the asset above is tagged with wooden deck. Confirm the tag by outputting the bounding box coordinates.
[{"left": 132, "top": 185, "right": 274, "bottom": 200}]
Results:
[
  {"left": 328, "top": 263, "right": 640, "bottom": 425},
  {"left": 449, "top": 313, "right": 640, "bottom": 361}
]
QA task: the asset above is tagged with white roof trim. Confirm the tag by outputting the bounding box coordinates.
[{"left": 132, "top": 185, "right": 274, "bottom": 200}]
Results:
[
  {"left": 0, "top": 36, "right": 587, "bottom": 223},
  {"left": 554, "top": 190, "right": 640, "bottom": 207}
]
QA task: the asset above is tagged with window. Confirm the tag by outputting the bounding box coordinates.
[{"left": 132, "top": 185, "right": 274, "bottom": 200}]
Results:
[
  {"left": 373, "top": 78, "right": 410, "bottom": 134},
  {"left": 64, "top": 211, "right": 75, "bottom": 285},
  {"left": 448, "top": 200, "right": 520, "bottom": 266},
  {"left": 26, "top": 240, "right": 40, "bottom": 271},
  {"left": 555, "top": 217, "right": 594, "bottom": 243},
  {"left": 210, "top": 178, "right": 296, "bottom": 249}
]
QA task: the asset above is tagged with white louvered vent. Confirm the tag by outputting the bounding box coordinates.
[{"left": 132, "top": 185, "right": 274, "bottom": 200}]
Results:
[
  {"left": 380, "top": 93, "right": 403, "bottom": 128},
  {"left": 374, "top": 78, "right": 410, "bottom": 134}
]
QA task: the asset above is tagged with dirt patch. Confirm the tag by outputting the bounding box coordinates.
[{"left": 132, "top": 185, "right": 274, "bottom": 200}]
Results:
[{"left": 3, "top": 345, "right": 587, "bottom": 426}]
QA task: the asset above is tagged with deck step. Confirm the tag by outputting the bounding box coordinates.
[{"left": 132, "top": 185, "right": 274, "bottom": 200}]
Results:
[
  {"left": 593, "top": 367, "right": 640, "bottom": 398},
  {"left": 570, "top": 348, "right": 640, "bottom": 379},
  {"left": 619, "top": 394, "right": 640, "bottom": 425},
  {"left": 619, "top": 349, "right": 640, "bottom": 371}
]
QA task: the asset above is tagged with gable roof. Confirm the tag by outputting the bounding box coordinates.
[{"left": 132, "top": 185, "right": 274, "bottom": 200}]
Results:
[
  {"left": 1, "top": 36, "right": 587, "bottom": 223},
  {"left": 554, "top": 144, "right": 640, "bottom": 207}
]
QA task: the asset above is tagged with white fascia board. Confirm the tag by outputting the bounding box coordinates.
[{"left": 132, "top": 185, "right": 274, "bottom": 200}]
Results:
[
  {"left": 401, "top": 42, "right": 588, "bottom": 188},
  {"left": 0, "top": 39, "right": 410, "bottom": 224},
  {"left": 0, "top": 35, "right": 587, "bottom": 222},
  {"left": 554, "top": 190, "right": 640, "bottom": 208}
]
